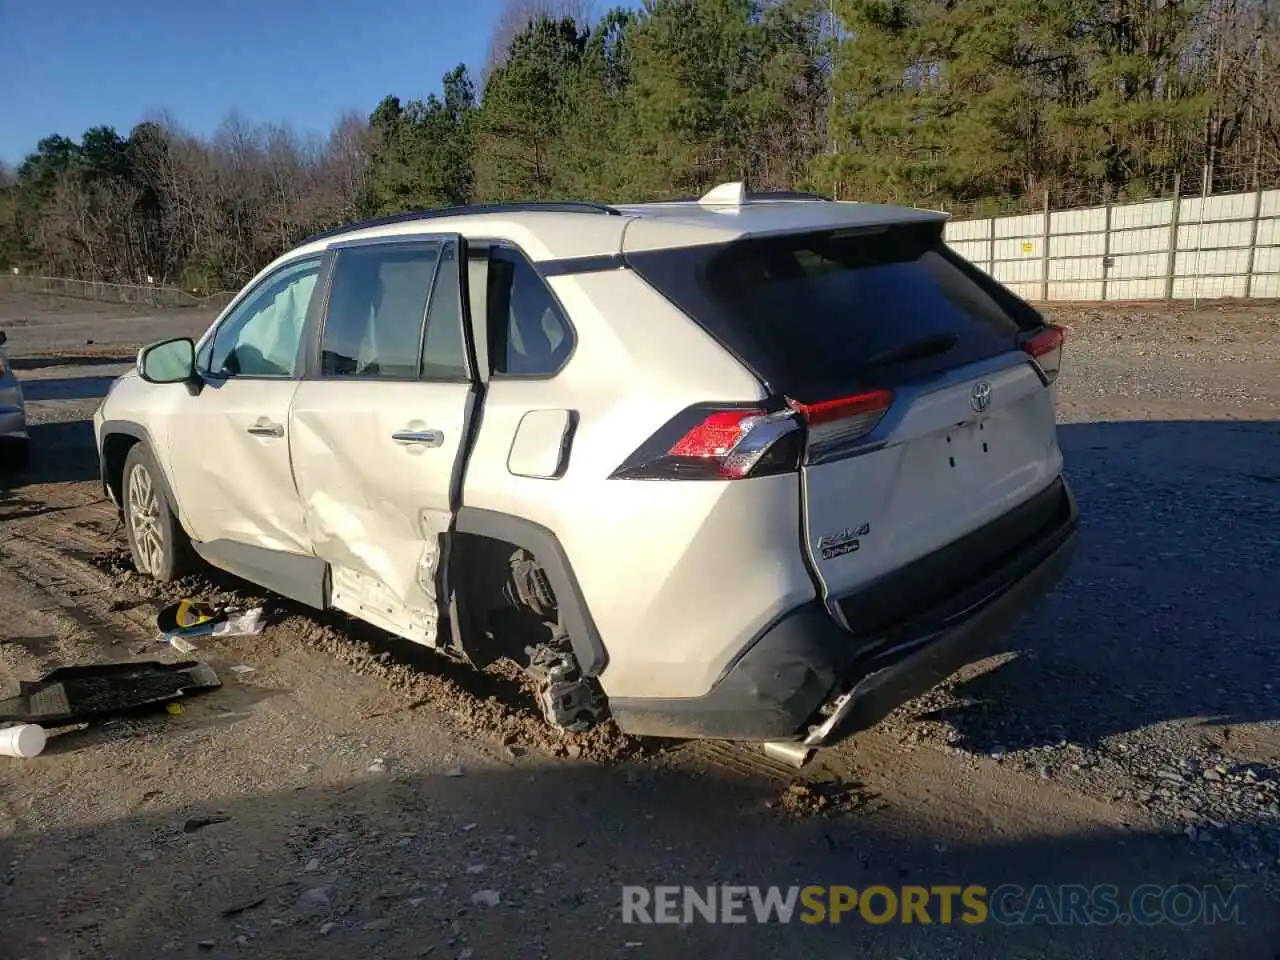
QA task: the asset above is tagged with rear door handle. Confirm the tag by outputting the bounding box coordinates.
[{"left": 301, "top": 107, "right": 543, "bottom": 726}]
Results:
[
  {"left": 392, "top": 428, "right": 444, "bottom": 447},
  {"left": 246, "top": 421, "right": 284, "bottom": 438}
]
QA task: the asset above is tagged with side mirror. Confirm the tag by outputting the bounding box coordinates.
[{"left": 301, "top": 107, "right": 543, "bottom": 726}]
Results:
[
  {"left": 137, "top": 338, "right": 196, "bottom": 385},
  {"left": 0, "top": 330, "right": 7, "bottom": 347}
]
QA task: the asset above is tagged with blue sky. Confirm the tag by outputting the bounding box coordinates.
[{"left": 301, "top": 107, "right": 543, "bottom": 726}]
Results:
[{"left": 0, "top": 0, "right": 615, "bottom": 165}]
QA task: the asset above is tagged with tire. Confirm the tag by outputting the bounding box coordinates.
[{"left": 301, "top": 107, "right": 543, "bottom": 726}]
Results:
[{"left": 121, "top": 443, "right": 196, "bottom": 582}]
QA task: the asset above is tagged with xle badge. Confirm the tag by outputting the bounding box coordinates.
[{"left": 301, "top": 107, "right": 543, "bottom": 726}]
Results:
[{"left": 817, "top": 521, "right": 871, "bottom": 560}]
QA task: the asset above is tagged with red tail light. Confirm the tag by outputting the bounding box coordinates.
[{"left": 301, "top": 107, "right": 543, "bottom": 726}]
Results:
[
  {"left": 667, "top": 410, "right": 761, "bottom": 459},
  {"left": 610, "top": 404, "right": 803, "bottom": 480},
  {"left": 790, "top": 389, "right": 894, "bottom": 462},
  {"left": 1022, "top": 324, "right": 1065, "bottom": 383},
  {"left": 611, "top": 390, "right": 896, "bottom": 480}
]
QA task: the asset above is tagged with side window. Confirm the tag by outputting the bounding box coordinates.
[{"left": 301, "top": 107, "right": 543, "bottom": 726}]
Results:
[
  {"left": 420, "top": 242, "right": 469, "bottom": 380},
  {"left": 207, "top": 257, "right": 321, "bottom": 378},
  {"left": 487, "top": 247, "right": 574, "bottom": 377},
  {"left": 320, "top": 243, "right": 440, "bottom": 379}
]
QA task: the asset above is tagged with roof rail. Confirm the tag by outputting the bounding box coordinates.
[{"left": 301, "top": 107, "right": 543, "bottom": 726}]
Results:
[
  {"left": 747, "top": 190, "right": 832, "bottom": 202},
  {"left": 303, "top": 201, "right": 624, "bottom": 245}
]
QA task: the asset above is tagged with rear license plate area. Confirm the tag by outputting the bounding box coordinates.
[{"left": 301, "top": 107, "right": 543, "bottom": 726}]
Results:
[{"left": 944, "top": 417, "right": 993, "bottom": 470}]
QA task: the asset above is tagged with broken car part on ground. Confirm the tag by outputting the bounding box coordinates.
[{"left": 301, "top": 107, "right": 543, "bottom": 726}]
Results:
[{"left": 0, "top": 660, "right": 221, "bottom": 726}]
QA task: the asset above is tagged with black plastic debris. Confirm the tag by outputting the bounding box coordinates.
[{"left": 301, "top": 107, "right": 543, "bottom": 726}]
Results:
[
  {"left": 0, "top": 661, "right": 221, "bottom": 725},
  {"left": 184, "top": 815, "right": 232, "bottom": 834},
  {"left": 221, "top": 895, "right": 266, "bottom": 918}
]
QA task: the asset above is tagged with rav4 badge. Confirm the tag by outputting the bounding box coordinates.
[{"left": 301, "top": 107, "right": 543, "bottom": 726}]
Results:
[{"left": 817, "top": 521, "right": 871, "bottom": 561}]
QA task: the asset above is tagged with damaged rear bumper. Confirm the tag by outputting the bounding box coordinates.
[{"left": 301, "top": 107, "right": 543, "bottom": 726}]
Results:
[{"left": 609, "top": 479, "right": 1079, "bottom": 744}]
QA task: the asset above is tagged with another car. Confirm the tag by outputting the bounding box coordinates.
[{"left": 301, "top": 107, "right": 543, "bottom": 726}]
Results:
[
  {"left": 94, "top": 183, "right": 1078, "bottom": 763},
  {"left": 0, "top": 330, "right": 30, "bottom": 466}
]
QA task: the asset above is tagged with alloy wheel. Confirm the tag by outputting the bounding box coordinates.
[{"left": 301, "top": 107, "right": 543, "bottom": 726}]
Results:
[{"left": 127, "top": 462, "right": 165, "bottom": 575}]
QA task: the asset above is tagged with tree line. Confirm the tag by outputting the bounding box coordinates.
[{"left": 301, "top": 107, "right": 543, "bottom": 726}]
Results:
[{"left": 2, "top": 0, "right": 1277, "bottom": 292}]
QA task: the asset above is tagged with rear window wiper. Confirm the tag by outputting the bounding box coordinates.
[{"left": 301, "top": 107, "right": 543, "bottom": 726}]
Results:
[{"left": 862, "top": 332, "right": 959, "bottom": 368}]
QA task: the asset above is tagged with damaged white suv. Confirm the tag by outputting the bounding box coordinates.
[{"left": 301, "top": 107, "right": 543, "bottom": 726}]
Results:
[{"left": 94, "top": 183, "right": 1077, "bottom": 763}]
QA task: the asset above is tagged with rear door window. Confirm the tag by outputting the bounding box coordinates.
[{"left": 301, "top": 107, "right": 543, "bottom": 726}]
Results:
[
  {"left": 317, "top": 240, "right": 470, "bottom": 382},
  {"left": 486, "top": 247, "right": 574, "bottom": 377},
  {"left": 419, "top": 242, "right": 469, "bottom": 380},
  {"left": 629, "top": 221, "right": 1037, "bottom": 401},
  {"left": 321, "top": 243, "right": 441, "bottom": 379}
]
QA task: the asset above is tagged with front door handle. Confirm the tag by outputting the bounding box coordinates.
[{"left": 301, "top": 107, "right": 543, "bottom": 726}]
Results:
[
  {"left": 392, "top": 428, "right": 444, "bottom": 447},
  {"left": 246, "top": 421, "right": 284, "bottom": 438}
]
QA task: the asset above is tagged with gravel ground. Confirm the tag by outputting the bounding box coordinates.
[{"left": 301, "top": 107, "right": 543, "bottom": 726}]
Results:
[
  {"left": 0, "top": 294, "right": 1278, "bottom": 959},
  {"left": 858, "top": 300, "right": 1280, "bottom": 883}
]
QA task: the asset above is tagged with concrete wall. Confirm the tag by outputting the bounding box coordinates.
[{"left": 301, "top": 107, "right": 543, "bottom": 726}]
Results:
[{"left": 943, "top": 188, "right": 1280, "bottom": 301}]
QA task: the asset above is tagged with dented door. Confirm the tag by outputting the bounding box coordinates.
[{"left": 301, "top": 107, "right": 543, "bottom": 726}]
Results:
[
  {"left": 166, "top": 255, "right": 322, "bottom": 551},
  {"left": 288, "top": 237, "right": 475, "bottom": 647}
]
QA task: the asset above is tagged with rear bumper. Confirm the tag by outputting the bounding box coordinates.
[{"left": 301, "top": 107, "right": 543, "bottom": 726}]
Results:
[{"left": 609, "top": 478, "right": 1079, "bottom": 742}]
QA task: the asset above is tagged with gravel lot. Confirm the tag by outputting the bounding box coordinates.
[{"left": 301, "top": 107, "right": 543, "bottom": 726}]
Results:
[
  {"left": 884, "top": 301, "right": 1280, "bottom": 868},
  {"left": 0, "top": 292, "right": 1278, "bottom": 959}
]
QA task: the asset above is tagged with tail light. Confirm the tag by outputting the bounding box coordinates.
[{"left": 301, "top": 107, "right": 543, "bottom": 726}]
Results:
[
  {"left": 609, "top": 389, "right": 894, "bottom": 480},
  {"left": 609, "top": 404, "right": 802, "bottom": 480},
  {"left": 1021, "top": 324, "right": 1065, "bottom": 383},
  {"left": 789, "top": 390, "right": 894, "bottom": 463}
]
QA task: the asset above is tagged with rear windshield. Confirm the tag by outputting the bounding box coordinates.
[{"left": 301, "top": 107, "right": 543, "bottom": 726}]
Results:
[{"left": 627, "top": 221, "right": 1039, "bottom": 402}]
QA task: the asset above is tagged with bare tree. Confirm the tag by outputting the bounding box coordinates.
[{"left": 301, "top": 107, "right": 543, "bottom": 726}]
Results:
[
  {"left": 259, "top": 123, "right": 313, "bottom": 255},
  {"left": 87, "top": 179, "right": 145, "bottom": 280},
  {"left": 33, "top": 176, "right": 95, "bottom": 278},
  {"left": 0, "top": 163, "right": 15, "bottom": 264},
  {"left": 484, "top": 0, "right": 594, "bottom": 74},
  {"left": 318, "top": 112, "right": 373, "bottom": 224}
]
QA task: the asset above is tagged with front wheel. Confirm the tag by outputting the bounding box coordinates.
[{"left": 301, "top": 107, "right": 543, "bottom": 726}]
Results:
[{"left": 122, "top": 443, "right": 195, "bottom": 582}]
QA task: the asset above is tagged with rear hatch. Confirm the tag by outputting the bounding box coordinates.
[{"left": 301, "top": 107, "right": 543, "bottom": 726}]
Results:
[{"left": 627, "top": 219, "right": 1065, "bottom": 629}]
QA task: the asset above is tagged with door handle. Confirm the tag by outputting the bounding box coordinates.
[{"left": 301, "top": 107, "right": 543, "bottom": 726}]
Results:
[
  {"left": 246, "top": 421, "right": 284, "bottom": 438},
  {"left": 392, "top": 428, "right": 444, "bottom": 447}
]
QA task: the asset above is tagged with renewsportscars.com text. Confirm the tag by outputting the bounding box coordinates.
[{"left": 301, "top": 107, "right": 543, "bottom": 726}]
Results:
[{"left": 620, "top": 884, "right": 1247, "bottom": 926}]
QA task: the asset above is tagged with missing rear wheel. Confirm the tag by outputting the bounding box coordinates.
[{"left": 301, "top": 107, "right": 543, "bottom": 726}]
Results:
[{"left": 526, "top": 638, "right": 607, "bottom": 733}]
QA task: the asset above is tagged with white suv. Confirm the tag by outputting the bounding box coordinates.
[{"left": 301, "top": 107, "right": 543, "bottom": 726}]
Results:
[{"left": 94, "top": 183, "right": 1077, "bottom": 763}]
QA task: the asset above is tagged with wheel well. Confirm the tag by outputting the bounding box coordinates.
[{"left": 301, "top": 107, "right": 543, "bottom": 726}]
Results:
[
  {"left": 450, "top": 531, "right": 608, "bottom": 730},
  {"left": 451, "top": 507, "right": 609, "bottom": 677},
  {"left": 102, "top": 433, "right": 141, "bottom": 507},
  {"left": 450, "top": 533, "right": 557, "bottom": 668}
]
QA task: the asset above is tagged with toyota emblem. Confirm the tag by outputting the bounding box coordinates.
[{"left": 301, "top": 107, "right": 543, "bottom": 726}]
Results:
[{"left": 970, "top": 381, "right": 992, "bottom": 412}]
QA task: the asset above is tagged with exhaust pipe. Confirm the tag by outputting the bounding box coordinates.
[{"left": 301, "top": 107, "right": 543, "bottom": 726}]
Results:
[
  {"left": 761, "top": 686, "right": 862, "bottom": 768},
  {"left": 761, "top": 741, "right": 814, "bottom": 768}
]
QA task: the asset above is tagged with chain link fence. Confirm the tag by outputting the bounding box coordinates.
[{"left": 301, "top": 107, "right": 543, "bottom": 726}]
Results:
[{"left": 0, "top": 274, "right": 236, "bottom": 312}]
